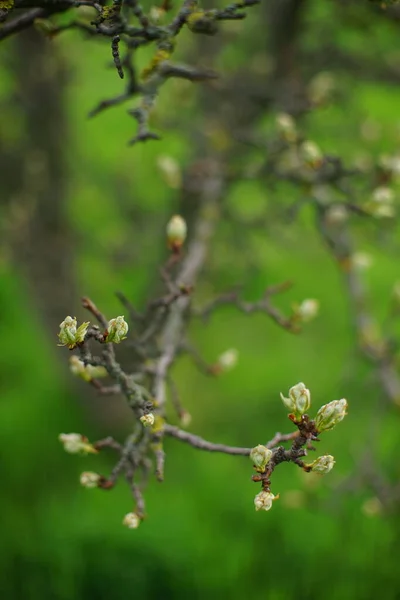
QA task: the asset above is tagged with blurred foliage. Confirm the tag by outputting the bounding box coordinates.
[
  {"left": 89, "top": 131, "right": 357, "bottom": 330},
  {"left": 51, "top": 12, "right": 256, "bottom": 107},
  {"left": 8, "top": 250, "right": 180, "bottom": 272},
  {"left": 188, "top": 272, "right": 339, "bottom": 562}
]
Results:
[{"left": 1, "top": 0, "right": 400, "bottom": 598}]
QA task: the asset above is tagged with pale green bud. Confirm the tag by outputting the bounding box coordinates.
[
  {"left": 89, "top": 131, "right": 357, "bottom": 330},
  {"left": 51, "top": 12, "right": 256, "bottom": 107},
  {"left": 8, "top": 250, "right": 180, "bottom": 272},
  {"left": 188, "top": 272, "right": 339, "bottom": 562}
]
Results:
[
  {"left": 296, "top": 299, "right": 319, "bottom": 322},
  {"left": 280, "top": 382, "right": 311, "bottom": 418},
  {"left": 301, "top": 140, "right": 323, "bottom": 167},
  {"left": 217, "top": 348, "right": 239, "bottom": 372},
  {"left": 308, "top": 455, "right": 335, "bottom": 474},
  {"left": 254, "top": 491, "right": 277, "bottom": 512},
  {"left": 58, "top": 316, "right": 90, "bottom": 348},
  {"left": 70, "top": 356, "right": 108, "bottom": 382},
  {"left": 140, "top": 413, "right": 155, "bottom": 428},
  {"left": 80, "top": 471, "right": 101, "bottom": 488},
  {"left": 166, "top": 215, "right": 187, "bottom": 250},
  {"left": 250, "top": 445, "right": 273, "bottom": 471},
  {"left": 106, "top": 316, "right": 128, "bottom": 343},
  {"left": 351, "top": 252, "right": 373, "bottom": 271},
  {"left": 58, "top": 433, "right": 97, "bottom": 454},
  {"left": 276, "top": 113, "right": 297, "bottom": 143},
  {"left": 123, "top": 512, "right": 141, "bottom": 529},
  {"left": 315, "top": 399, "right": 348, "bottom": 433}
]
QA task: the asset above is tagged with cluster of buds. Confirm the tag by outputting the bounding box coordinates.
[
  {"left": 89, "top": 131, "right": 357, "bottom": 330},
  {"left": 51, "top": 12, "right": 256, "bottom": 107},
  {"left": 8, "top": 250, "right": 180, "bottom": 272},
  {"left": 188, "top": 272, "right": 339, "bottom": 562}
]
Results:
[
  {"left": 300, "top": 140, "right": 323, "bottom": 169},
  {"left": 365, "top": 186, "right": 395, "bottom": 219},
  {"left": 105, "top": 316, "right": 129, "bottom": 344},
  {"left": 315, "top": 398, "right": 348, "bottom": 433},
  {"left": 80, "top": 471, "right": 101, "bottom": 488},
  {"left": 250, "top": 445, "right": 272, "bottom": 472},
  {"left": 140, "top": 413, "right": 155, "bottom": 428},
  {"left": 58, "top": 317, "right": 90, "bottom": 349},
  {"left": 280, "top": 382, "right": 311, "bottom": 420},
  {"left": 254, "top": 491, "right": 279, "bottom": 512},
  {"left": 293, "top": 299, "right": 319, "bottom": 323},
  {"left": 166, "top": 215, "right": 187, "bottom": 253},
  {"left": 69, "top": 356, "right": 108, "bottom": 382},
  {"left": 59, "top": 433, "right": 97, "bottom": 455},
  {"left": 123, "top": 512, "right": 141, "bottom": 529},
  {"left": 276, "top": 113, "right": 297, "bottom": 143},
  {"left": 305, "top": 455, "right": 335, "bottom": 474}
]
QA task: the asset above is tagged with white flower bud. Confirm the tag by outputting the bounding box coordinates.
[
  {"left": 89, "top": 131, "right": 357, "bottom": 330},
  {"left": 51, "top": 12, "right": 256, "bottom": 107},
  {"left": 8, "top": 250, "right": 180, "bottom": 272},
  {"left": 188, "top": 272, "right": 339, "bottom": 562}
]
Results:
[
  {"left": 58, "top": 433, "right": 97, "bottom": 455},
  {"left": 123, "top": 512, "right": 141, "bottom": 529},
  {"left": 254, "top": 491, "right": 277, "bottom": 512},
  {"left": 106, "top": 316, "right": 128, "bottom": 344},
  {"left": 157, "top": 155, "right": 182, "bottom": 189},
  {"left": 217, "top": 348, "right": 239, "bottom": 372},
  {"left": 315, "top": 398, "right": 348, "bottom": 433},
  {"left": 296, "top": 299, "right": 319, "bottom": 323},
  {"left": 250, "top": 445, "right": 273, "bottom": 471},
  {"left": 80, "top": 471, "right": 101, "bottom": 488},
  {"left": 276, "top": 113, "right": 297, "bottom": 143},
  {"left": 280, "top": 382, "right": 311, "bottom": 418},
  {"left": 308, "top": 455, "right": 335, "bottom": 474},
  {"left": 300, "top": 140, "right": 323, "bottom": 167},
  {"left": 166, "top": 215, "right": 187, "bottom": 250},
  {"left": 58, "top": 317, "right": 90, "bottom": 349},
  {"left": 140, "top": 413, "right": 155, "bottom": 428}
]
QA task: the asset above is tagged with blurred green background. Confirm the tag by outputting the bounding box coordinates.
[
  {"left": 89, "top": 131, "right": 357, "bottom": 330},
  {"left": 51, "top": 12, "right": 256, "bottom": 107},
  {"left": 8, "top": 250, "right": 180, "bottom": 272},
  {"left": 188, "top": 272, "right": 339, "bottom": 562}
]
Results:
[{"left": 1, "top": 0, "right": 400, "bottom": 598}]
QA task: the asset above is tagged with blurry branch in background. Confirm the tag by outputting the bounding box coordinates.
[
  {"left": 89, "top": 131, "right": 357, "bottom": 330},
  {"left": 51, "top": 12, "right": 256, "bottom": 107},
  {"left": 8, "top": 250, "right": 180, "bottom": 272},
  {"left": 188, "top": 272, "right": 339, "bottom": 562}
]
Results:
[
  {"left": 57, "top": 197, "right": 344, "bottom": 526},
  {"left": 0, "top": 0, "right": 261, "bottom": 143}
]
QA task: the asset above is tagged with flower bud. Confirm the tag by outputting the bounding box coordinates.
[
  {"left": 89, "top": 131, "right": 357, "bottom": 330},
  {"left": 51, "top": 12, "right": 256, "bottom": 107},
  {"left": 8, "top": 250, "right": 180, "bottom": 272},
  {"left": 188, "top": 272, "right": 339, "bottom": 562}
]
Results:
[
  {"left": 106, "top": 316, "right": 128, "bottom": 344},
  {"left": 276, "top": 113, "right": 297, "bottom": 143},
  {"left": 123, "top": 512, "right": 141, "bottom": 529},
  {"left": 58, "top": 433, "right": 97, "bottom": 454},
  {"left": 157, "top": 155, "right": 182, "bottom": 189},
  {"left": 80, "top": 471, "right": 101, "bottom": 488},
  {"left": 315, "top": 398, "right": 348, "bottom": 433},
  {"left": 307, "top": 455, "right": 335, "bottom": 474},
  {"left": 140, "top": 413, "right": 155, "bottom": 428},
  {"left": 295, "top": 299, "right": 319, "bottom": 323},
  {"left": 280, "top": 382, "right": 311, "bottom": 418},
  {"left": 301, "top": 140, "right": 323, "bottom": 168},
  {"left": 58, "top": 317, "right": 90, "bottom": 349},
  {"left": 250, "top": 445, "right": 273, "bottom": 471},
  {"left": 254, "top": 491, "right": 277, "bottom": 512},
  {"left": 166, "top": 215, "right": 187, "bottom": 251},
  {"left": 351, "top": 252, "right": 373, "bottom": 271},
  {"left": 217, "top": 348, "right": 238, "bottom": 372},
  {"left": 69, "top": 357, "right": 108, "bottom": 382}
]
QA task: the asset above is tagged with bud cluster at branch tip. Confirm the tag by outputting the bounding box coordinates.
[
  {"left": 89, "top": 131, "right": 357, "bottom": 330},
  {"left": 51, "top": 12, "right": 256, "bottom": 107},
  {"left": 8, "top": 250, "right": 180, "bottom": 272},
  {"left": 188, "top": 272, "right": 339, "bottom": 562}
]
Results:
[
  {"left": 123, "top": 512, "right": 141, "bottom": 529},
  {"left": 254, "top": 491, "right": 278, "bottom": 512},
  {"left": 280, "top": 382, "right": 311, "bottom": 419},
  {"left": 58, "top": 316, "right": 90, "bottom": 349},
  {"left": 105, "top": 316, "right": 128, "bottom": 343},
  {"left": 315, "top": 399, "right": 348, "bottom": 433},
  {"left": 58, "top": 433, "right": 97, "bottom": 455},
  {"left": 80, "top": 472, "right": 101, "bottom": 488},
  {"left": 306, "top": 455, "right": 335, "bottom": 474},
  {"left": 250, "top": 445, "right": 273, "bottom": 471},
  {"left": 166, "top": 215, "right": 187, "bottom": 252},
  {"left": 140, "top": 413, "right": 155, "bottom": 428}
]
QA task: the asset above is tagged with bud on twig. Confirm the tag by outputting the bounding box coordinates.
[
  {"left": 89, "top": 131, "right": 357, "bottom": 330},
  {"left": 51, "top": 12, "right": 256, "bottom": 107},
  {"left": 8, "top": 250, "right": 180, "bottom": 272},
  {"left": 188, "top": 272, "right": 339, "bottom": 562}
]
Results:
[
  {"left": 300, "top": 140, "right": 323, "bottom": 168},
  {"left": 106, "top": 316, "right": 128, "bottom": 343},
  {"left": 280, "top": 382, "right": 311, "bottom": 419},
  {"left": 315, "top": 399, "right": 348, "bottom": 433},
  {"left": 58, "top": 433, "right": 97, "bottom": 454},
  {"left": 80, "top": 471, "right": 101, "bottom": 488},
  {"left": 166, "top": 215, "right": 187, "bottom": 252},
  {"left": 58, "top": 316, "right": 90, "bottom": 349},
  {"left": 307, "top": 455, "right": 335, "bottom": 474},
  {"left": 254, "top": 491, "right": 278, "bottom": 512},
  {"left": 294, "top": 299, "right": 319, "bottom": 323},
  {"left": 250, "top": 445, "right": 273, "bottom": 471},
  {"left": 276, "top": 113, "right": 297, "bottom": 143},
  {"left": 69, "top": 356, "right": 107, "bottom": 382},
  {"left": 123, "top": 512, "right": 141, "bottom": 529},
  {"left": 140, "top": 413, "right": 155, "bottom": 428}
]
